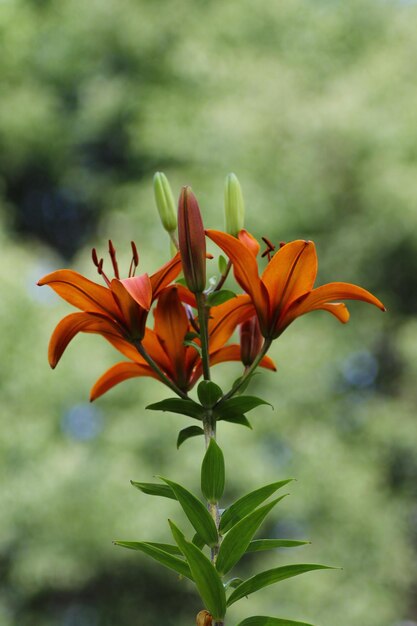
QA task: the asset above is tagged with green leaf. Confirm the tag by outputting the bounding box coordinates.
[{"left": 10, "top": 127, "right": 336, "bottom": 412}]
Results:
[
  {"left": 216, "top": 496, "right": 287, "bottom": 576},
  {"left": 169, "top": 520, "right": 226, "bottom": 620},
  {"left": 227, "top": 564, "right": 334, "bottom": 607},
  {"left": 217, "top": 413, "right": 252, "bottom": 429},
  {"left": 192, "top": 533, "right": 206, "bottom": 549},
  {"left": 130, "top": 481, "right": 177, "bottom": 500},
  {"left": 247, "top": 539, "right": 310, "bottom": 552},
  {"left": 207, "top": 290, "right": 236, "bottom": 306},
  {"left": 232, "top": 372, "right": 259, "bottom": 395},
  {"left": 220, "top": 479, "right": 293, "bottom": 533},
  {"left": 218, "top": 255, "right": 228, "bottom": 275},
  {"left": 175, "top": 277, "right": 188, "bottom": 286},
  {"left": 201, "top": 438, "right": 225, "bottom": 503},
  {"left": 177, "top": 426, "right": 204, "bottom": 449},
  {"left": 218, "top": 395, "right": 272, "bottom": 417},
  {"left": 144, "top": 542, "right": 183, "bottom": 556},
  {"left": 114, "top": 541, "right": 193, "bottom": 580},
  {"left": 159, "top": 477, "right": 218, "bottom": 547},
  {"left": 184, "top": 331, "right": 199, "bottom": 341},
  {"left": 197, "top": 381, "right": 223, "bottom": 408},
  {"left": 236, "top": 617, "right": 315, "bottom": 626},
  {"left": 224, "top": 577, "right": 244, "bottom": 590},
  {"left": 146, "top": 398, "right": 204, "bottom": 420},
  {"left": 183, "top": 340, "right": 203, "bottom": 356}
]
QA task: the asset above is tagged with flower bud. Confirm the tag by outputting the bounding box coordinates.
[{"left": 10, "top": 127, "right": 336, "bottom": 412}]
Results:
[
  {"left": 153, "top": 171, "right": 177, "bottom": 233},
  {"left": 240, "top": 316, "right": 263, "bottom": 366},
  {"left": 178, "top": 186, "right": 206, "bottom": 293},
  {"left": 224, "top": 172, "right": 245, "bottom": 236},
  {"left": 196, "top": 610, "right": 212, "bottom": 626}
]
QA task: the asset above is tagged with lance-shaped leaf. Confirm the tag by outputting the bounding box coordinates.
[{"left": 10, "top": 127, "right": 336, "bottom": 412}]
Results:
[
  {"left": 216, "top": 496, "right": 287, "bottom": 576},
  {"left": 160, "top": 477, "right": 218, "bottom": 547},
  {"left": 201, "top": 438, "right": 225, "bottom": 503},
  {"left": 146, "top": 398, "right": 204, "bottom": 420},
  {"left": 169, "top": 520, "right": 226, "bottom": 620},
  {"left": 130, "top": 481, "right": 177, "bottom": 500},
  {"left": 217, "top": 413, "right": 252, "bottom": 429},
  {"left": 113, "top": 541, "right": 193, "bottom": 580},
  {"left": 177, "top": 426, "right": 205, "bottom": 449},
  {"left": 227, "top": 564, "right": 334, "bottom": 607},
  {"left": 224, "top": 577, "right": 244, "bottom": 590},
  {"left": 207, "top": 290, "right": 236, "bottom": 306},
  {"left": 217, "top": 395, "right": 272, "bottom": 417},
  {"left": 144, "top": 542, "right": 183, "bottom": 556},
  {"left": 198, "top": 380, "right": 223, "bottom": 408},
  {"left": 236, "top": 617, "right": 315, "bottom": 626},
  {"left": 247, "top": 539, "right": 310, "bottom": 552},
  {"left": 220, "top": 479, "right": 293, "bottom": 534}
]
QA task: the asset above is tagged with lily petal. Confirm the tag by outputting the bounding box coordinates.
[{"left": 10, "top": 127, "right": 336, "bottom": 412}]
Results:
[
  {"left": 262, "top": 240, "right": 317, "bottom": 316},
  {"left": 120, "top": 274, "right": 152, "bottom": 310},
  {"left": 208, "top": 294, "right": 254, "bottom": 353},
  {"left": 150, "top": 252, "right": 182, "bottom": 297},
  {"left": 206, "top": 229, "right": 269, "bottom": 327},
  {"left": 38, "top": 270, "right": 122, "bottom": 320},
  {"left": 282, "top": 281, "right": 385, "bottom": 330},
  {"left": 48, "top": 312, "right": 126, "bottom": 368},
  {"left": 210, "top": 344, "right": 277, "bottom": 371},
  {"left": 110, "top": 279, "right": 148, "bottom": 339},
  {"left": 153, "top": 288, "right": 189, "bottom": 387},
  {"left": 90, "top": 362, "right": 159, "bottom": 401},
  {"left": 238, "top": 229, "right": 260, "bottom": 256}
]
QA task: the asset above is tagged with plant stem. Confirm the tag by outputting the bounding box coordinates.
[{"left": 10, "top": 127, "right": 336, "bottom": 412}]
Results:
[
  {"left": 213, "top": 259, "right": 232, "bottom": 291},
  {"left": 196, "top": 292, "right": 211, "bottom": 381},
  {"left": 133, "top": 340, "right": 188, "bottom": 399}
]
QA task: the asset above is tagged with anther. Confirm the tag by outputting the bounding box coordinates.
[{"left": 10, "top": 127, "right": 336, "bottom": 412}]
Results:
[
  {"left": 108, "top": 240, "right": 120, "bottom": 279},
  {"left": 92, "top": 248, "right": 100, "bottom": 267},
  {"left": 261, "top": 236, "right": 276, "bottom": 261},
  {"left": 279, "top": 241, "right": 286, "bottom": 248},
  {"left": 129, "top": 241, "right": 139, "bottom": 277}
]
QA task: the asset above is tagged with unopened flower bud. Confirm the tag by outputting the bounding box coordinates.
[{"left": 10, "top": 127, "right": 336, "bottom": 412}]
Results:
[
  {"left": 153, "top": 171, "right": 177, "bottom": 233},
  {"left": 240, "top": 316, "right": 263, "bottom": 366},
  {"left": 178, "top": 186, "right": 206, "bottom": 293},
  {"left": 196, "top": 609, "right": 212, "bottom": 626},
  {"left": 224, "top": 172, "right": 245, "bottom": 236}
]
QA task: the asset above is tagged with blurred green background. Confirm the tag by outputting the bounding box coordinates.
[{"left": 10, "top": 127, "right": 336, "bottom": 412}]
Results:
[{"left": 1, "top": 0, "right": 417, "bottom": 624}]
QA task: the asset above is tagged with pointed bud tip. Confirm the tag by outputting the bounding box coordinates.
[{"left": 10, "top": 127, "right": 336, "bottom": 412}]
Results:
[
  {"left": 224, "top": 172, "right": 245, "bottom": 236},
  {"left": 153, "top": 171, "right": 177, "bottom": 233}
]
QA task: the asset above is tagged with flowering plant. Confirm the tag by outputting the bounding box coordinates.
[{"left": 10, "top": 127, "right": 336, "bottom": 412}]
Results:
[{"left": 39, "top": 173, "right": 384, "bottom": 626}]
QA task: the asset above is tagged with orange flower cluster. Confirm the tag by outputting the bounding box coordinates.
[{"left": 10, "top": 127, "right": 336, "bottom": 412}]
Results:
[{"left": 39, "top": 180, "right": 385, "bottom": 401}]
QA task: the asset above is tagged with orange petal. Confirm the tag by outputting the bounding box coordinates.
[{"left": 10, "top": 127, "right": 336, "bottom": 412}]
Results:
[
  {"left": 150, "top": 252, "right": 182, "bottom": 297},
  {"left": 281, "top": 281, "right": 385, "bottom": 331},
  {"left": 120, "top": 273, "right": 152, "bottom": 310},
  {"left": 38, "top": 270, "right": 122, "bottom": 320},
  {"left": 238, "top": 229, "right": 261, "bottom": 256},
  {"left": 90, "top": 362, "right": 159, "bottom": 401},
  {"left": 262, "top": 240, "right": 317, "bottom": 317},
  {"left": 206, "top": 230, "right": 269, "bottom": 327},
  {"left": 48, "top": 312, "right": 126, "bottom": 368},
  {"left": 210, "top": 344, "right": 277, "bottom": 371},
  {"left": 153, "top": 287, "right": 189, "bottom": 387},
  {"left": 208, "top": 294, "right": 255, "bottom": 353},
  {"left": 110, "top": 279, "right": 148, "bottom": 339},
  {"left": 175, "top": 284, "right": 197, "bottom": 308},
  {"left": 141, "top": 328, "right": 173, "bottom": 372}
]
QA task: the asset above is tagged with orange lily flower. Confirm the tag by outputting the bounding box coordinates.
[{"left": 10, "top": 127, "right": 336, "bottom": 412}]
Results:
[
  {"left": 38, "top": 241, "right": 182, "bottom": 367},
  {"left": 206, "top": 230, "right": 385, "bottom": 339},
  {"left": 90, "top": 288, "right": 276, "bottom": 400}
]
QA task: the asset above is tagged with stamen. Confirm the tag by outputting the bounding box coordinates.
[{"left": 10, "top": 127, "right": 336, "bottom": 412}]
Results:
[
  {"left": 279, "top": 241, "right": 286, "bottom": 248},
  {"left": 91, "top": 247, "right": 111, "bottom": 287},
  {"left": 261, "top": 236, "right": 276, "bottom": 261},
  {"left": 108, "top": 240, "right": 120, "bottom": 279},
  {"left": 186, "top": 305, "right": 200, "bottom": 334},
  {"left": 129, "top": 241, "right": 139, "bottom": 277}
]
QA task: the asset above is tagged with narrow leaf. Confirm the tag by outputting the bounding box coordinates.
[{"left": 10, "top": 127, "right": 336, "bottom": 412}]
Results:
[
  {"left": 146, "top": 398, "right": 204, "bottom": 420},
  {"left": 236, "top": 617, "right": 315, "bottom": 626},
  {"left": 218, "top": 395, "right": 272, "bottom": 416},
  {"left": 224, "top": 577, "right": 244, "bottom": 590},
  {"left": 130, "top": 481, "right": 177, "bottom": 500},
  {"left": 177, "top": 426, "right": 204, "bottom": 449},
  {"left": 220, "top": 479, "right": 293, "bottom": 533},
  {"left": 201, "top": 438, "right": 225, "bottom": 503},
  {"left": 217, "top": 413, "right": 252, "bottom": 429},
  {"left": 114, "top": 541, "right": 193, "bottom": 580},
  {"left": 218, "top": 254, "right": 228, "bottom": 275},
  {"left": 183, "top": 340, "right": 203, "bottom": 356},
  {"left": 247, "top": 539, "right": 310, "bottom": 552},
  {"left": 227, "top": 564, "right": 334, "bottom": 607},
  {"left": 192, "top": 533, "right": 206, "bottom": 549},
  {"left": 169, "top": 520, "right": 226, "bottom": 620},
  {"left": 207, "top": 290, "right": 236, "bottom": 306},
  {"left": 197, "top": 381, "right": 223, "bottom": 408},
  {"left": 145, "top": 542, "right": 183, "bottom": 556},
  {"left": 160, "top": 477, "right": 218, "bottom": 547},
  {"left": 216, "top": 496, "right": 287, "bottom": 576}
]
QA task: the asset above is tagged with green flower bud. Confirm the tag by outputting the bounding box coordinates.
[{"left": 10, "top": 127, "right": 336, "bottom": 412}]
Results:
[
  {"left": 224, "top": 172, "right": 245, "bottom": 236},
  {"left": 153, "top": 171, "right": 177, "bottom": 233}
]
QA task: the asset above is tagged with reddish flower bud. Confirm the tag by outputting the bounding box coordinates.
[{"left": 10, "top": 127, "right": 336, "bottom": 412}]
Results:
[
  {"left": 240, "top": 315, "right": 263, "bottom": 366},
  {"left": 178, "top": 186, "right": 206, "bottom": 293},
  {"left": 196, "top": 610, "right": 212, "bottom": 626}
]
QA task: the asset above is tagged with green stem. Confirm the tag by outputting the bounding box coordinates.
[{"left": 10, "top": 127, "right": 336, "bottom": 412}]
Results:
[
  {"left": 196, "top": 292, "right": 211, "bottom": 381},
  {"left": 213, "top": 259, "right": 232, "bottom": 292},
  {"left": 133, "top": 340, "right": 188, "bottom": 399}
]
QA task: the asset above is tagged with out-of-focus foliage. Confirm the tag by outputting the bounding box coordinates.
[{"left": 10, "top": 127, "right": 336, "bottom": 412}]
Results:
[{"left": 1, "top": 0, "right": 417, "bottom": 625}]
